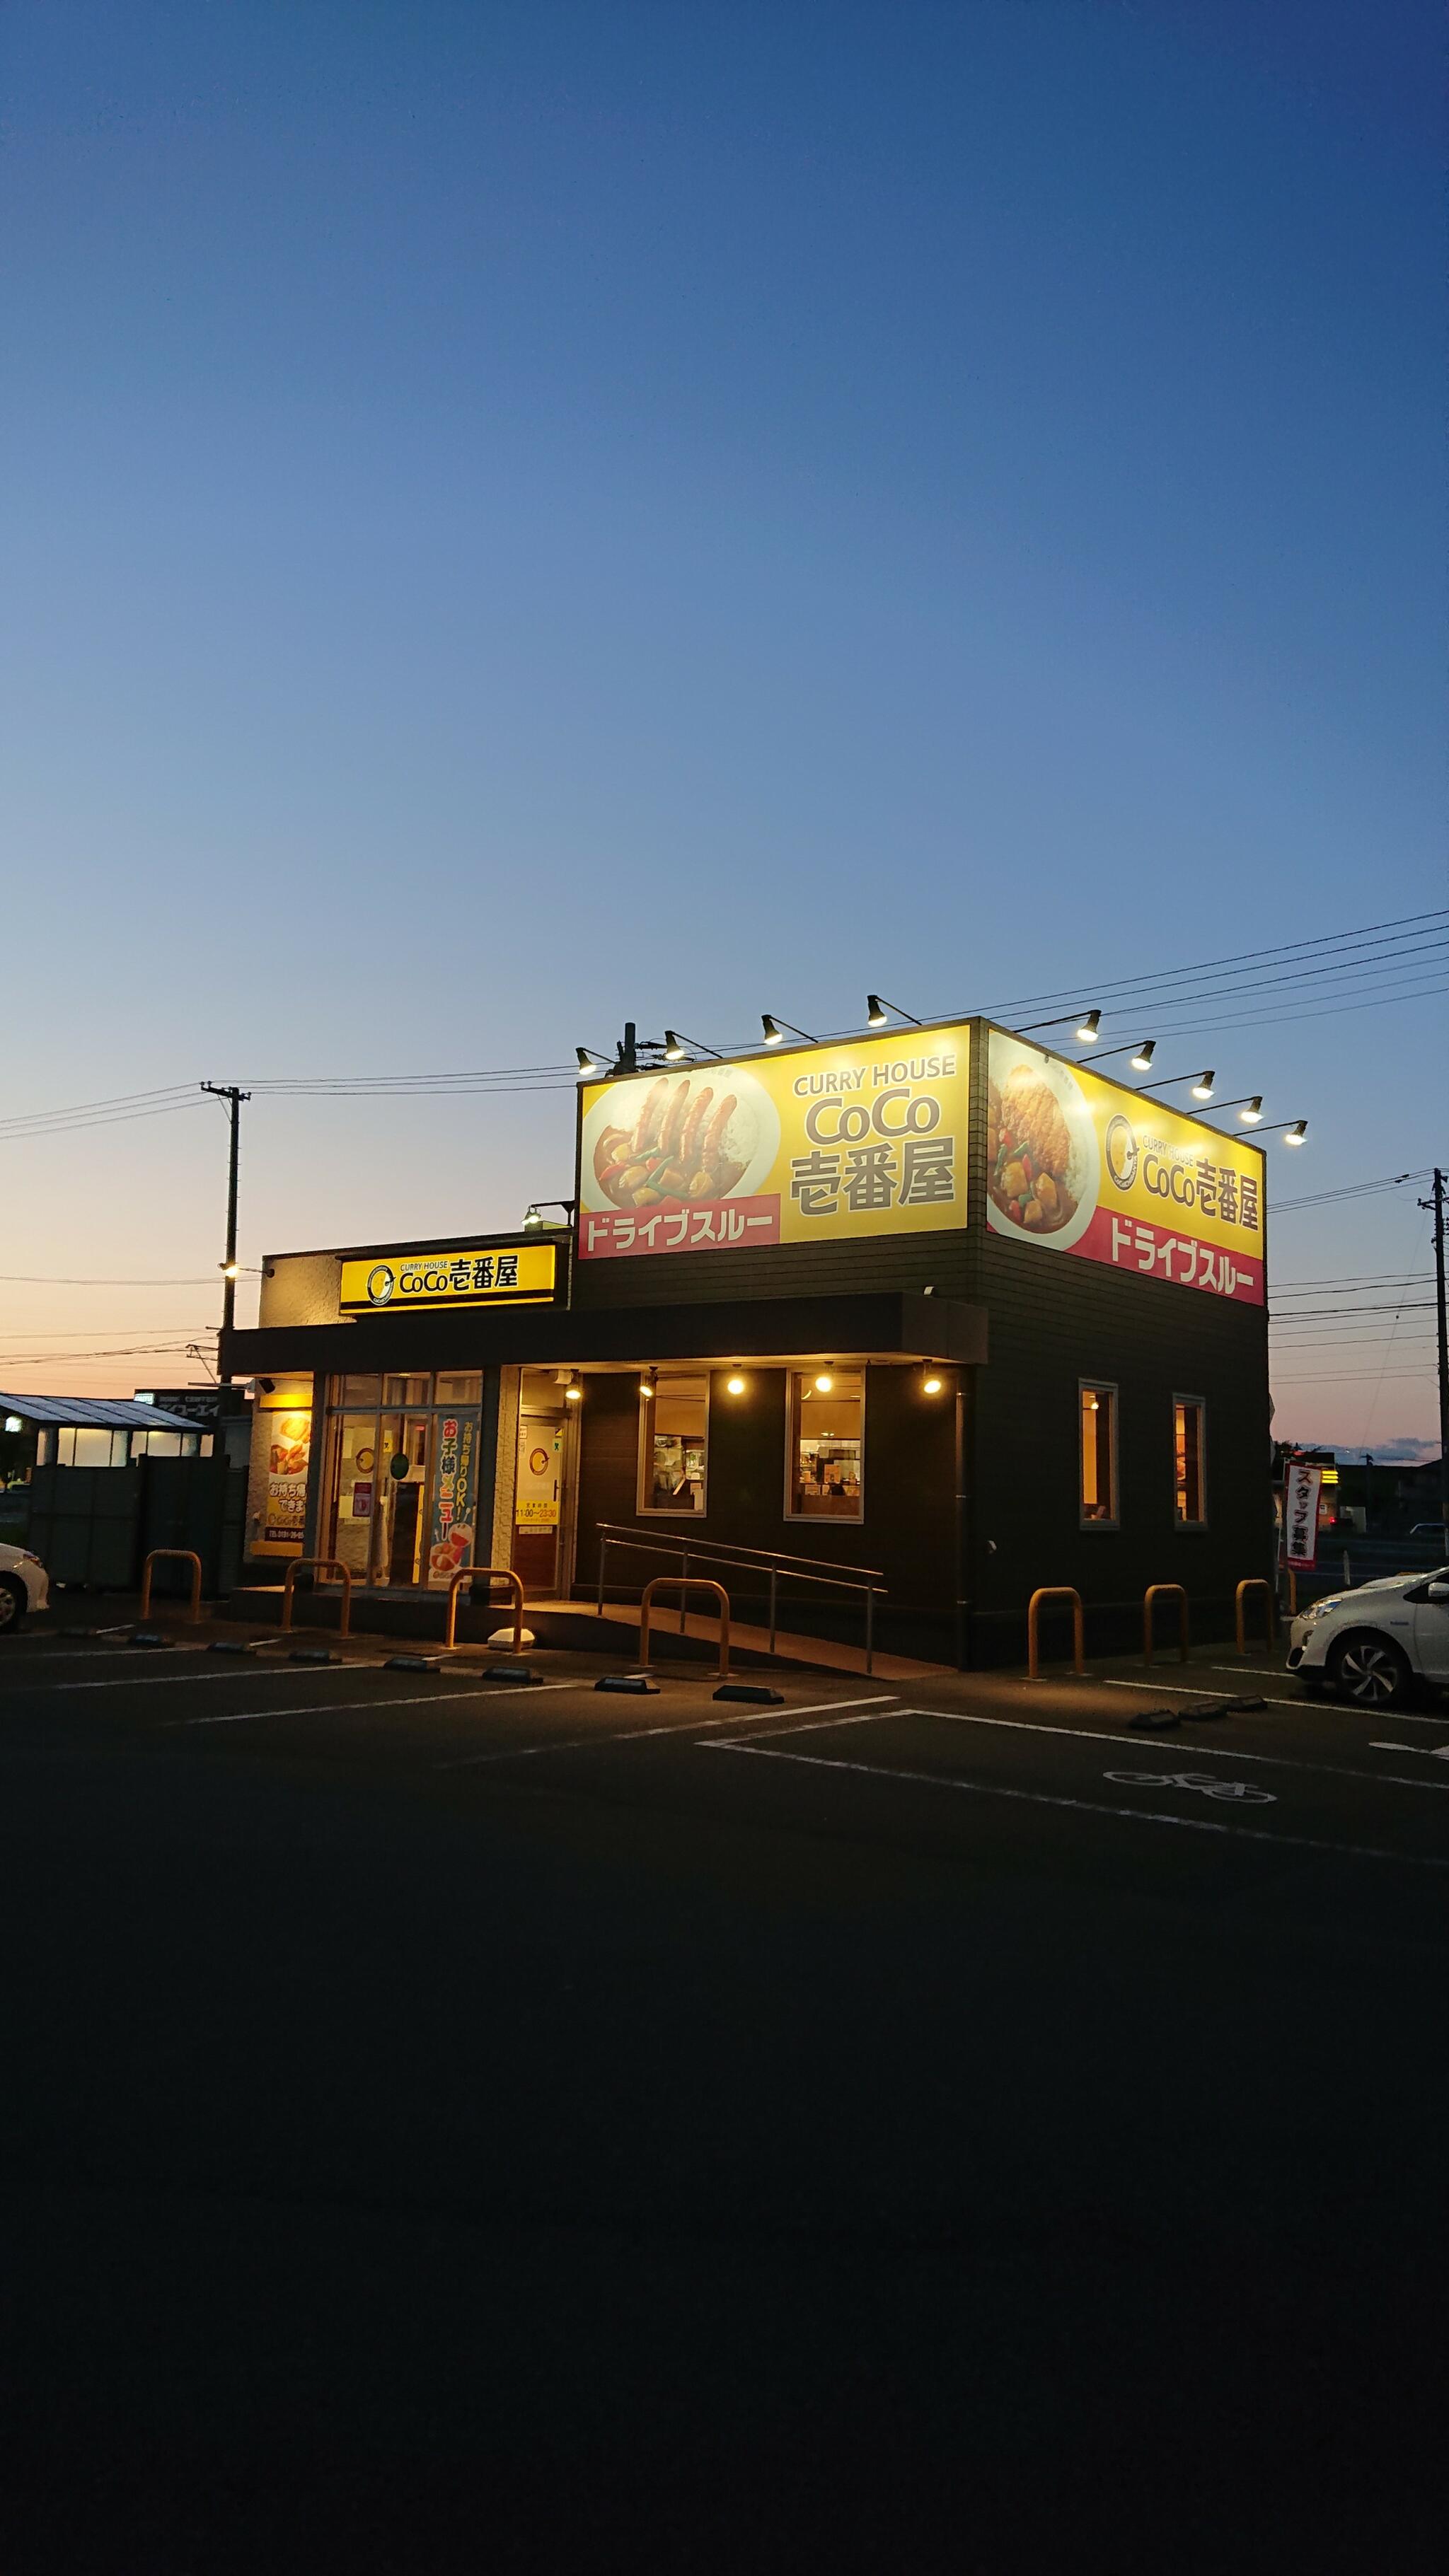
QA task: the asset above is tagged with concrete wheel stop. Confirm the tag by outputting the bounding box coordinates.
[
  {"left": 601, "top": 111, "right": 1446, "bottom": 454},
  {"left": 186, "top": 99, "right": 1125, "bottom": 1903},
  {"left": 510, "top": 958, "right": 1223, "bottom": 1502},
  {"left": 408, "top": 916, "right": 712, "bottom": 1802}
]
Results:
[
  {"left": 713, "top": 1682, "right": 786, "bottom": 1705},
  {"left": 596, "top": 1673, "right": 660, "bottom": 1695}
]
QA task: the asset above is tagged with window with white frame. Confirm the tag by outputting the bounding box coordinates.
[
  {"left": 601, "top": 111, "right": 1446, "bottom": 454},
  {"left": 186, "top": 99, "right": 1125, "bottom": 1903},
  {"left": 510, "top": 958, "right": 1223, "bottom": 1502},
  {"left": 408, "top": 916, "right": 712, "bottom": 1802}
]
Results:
[
  {"left": 1173, "top": 1398, "right": 1206, "bottom": 1526},
  {"left": 639, "top": 1373, "right": 709, "bottom": 1513},
  {"left": 787, "top": 1369, "right": 864, "bottom": 1520},
  {"left": 1079, "top": 1383, "right": 1118, "bottom": 1526}
]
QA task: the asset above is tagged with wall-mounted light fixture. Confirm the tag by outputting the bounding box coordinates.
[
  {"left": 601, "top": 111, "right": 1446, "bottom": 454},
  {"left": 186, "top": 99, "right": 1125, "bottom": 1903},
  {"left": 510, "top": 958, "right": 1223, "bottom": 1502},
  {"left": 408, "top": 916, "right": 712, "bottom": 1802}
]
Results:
[
  {"left": 762, "top": 1014, "right": 816, "bottom": 1047},
  {"left": 725, "top": 1374, "right": 746, "bottom": 1396}
]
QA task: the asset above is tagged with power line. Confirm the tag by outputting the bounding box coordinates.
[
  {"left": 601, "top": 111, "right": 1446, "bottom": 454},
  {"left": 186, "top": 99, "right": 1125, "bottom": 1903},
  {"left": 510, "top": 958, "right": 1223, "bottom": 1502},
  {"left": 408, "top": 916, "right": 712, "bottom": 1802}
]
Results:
[
  {"left": 1273, "top": 1171, "right": 1428, "bottom": 1214},
  {"left": 978, "top": 905, "right": 1449, "bottom": 1021}
]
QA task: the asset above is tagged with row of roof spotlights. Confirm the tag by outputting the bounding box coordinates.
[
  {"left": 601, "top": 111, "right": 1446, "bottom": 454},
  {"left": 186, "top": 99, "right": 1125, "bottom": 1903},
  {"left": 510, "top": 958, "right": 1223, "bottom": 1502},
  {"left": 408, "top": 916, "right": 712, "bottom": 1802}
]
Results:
[{"left": 575, "top": 1006, "right": 1306, "bottom": 1140}]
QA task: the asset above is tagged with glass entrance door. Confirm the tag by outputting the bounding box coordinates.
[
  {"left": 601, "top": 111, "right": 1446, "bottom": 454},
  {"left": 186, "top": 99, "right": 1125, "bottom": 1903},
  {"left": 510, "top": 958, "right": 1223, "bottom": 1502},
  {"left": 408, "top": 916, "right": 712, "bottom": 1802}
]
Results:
[{"left": 374, "top": 1414, "right": 430, "bottom": 1586}]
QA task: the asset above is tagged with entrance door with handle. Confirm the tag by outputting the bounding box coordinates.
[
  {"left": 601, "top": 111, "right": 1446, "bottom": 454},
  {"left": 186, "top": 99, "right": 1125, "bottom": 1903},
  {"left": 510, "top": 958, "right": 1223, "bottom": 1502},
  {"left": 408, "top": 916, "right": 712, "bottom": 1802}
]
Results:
[{"left": 513, "top": 1413, "right": 564, "bottom": 1596}]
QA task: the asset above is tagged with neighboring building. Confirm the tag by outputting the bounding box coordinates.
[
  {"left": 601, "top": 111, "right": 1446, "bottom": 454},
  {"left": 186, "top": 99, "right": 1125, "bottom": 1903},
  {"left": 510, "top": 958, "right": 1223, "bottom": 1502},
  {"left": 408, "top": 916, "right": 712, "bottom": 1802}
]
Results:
[
  {"left": 0, "top": 1392, "right": 204, "bottom": 1476},
  {"left": 224, "top": 1016, "right": 1274, "bottom": 1664}
]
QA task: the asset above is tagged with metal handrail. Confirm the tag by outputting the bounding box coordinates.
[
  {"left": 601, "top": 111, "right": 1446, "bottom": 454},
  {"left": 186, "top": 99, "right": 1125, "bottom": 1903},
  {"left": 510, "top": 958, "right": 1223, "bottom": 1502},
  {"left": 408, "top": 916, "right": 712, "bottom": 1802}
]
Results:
[
  {"left": 595, "top": 1523, "right": 886, "bottom": 1673},
  {"left": 1235, "top": 1577, "right": 1275, "bottom": 1654},
  {"left": 282, "top": 1557, "right": 353, "bottom": 1638},
  {"left": 595, "top": 1521, "right": 884, "bottom": 1587},
  {"left": 1027, "top": 1586, "right": 1085, "bottom": 1680},
  {"left": 445, "top": 1564, "right": 524, "bottom": 1654},
  {"left": 640, "top": 1576, "right": 731, "bottom": 1680},
  {"left": 1142, "top": 1582, "right": 1189, "bottom": 1666},
  {"left": 139, "top": 1548, "right": 203, "bottom": 1625}
]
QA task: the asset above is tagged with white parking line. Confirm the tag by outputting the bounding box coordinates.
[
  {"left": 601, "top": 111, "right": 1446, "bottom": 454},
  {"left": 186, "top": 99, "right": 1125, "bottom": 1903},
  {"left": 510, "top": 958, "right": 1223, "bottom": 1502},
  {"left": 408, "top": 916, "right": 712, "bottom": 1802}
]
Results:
[
  {"left": 700, "top": 1741, "right": 1449, "bottom": 1870},
  {"left": 440, "top": 1693, "right": 899, "bottom": 1769},
  {"left": 172, "top": 1680, "right": 581, "bottom": 1727},
  {"left": 47, "top": 1662, "right": 384, "bottom": 1693},
  {"left": 881, "top": 1705, "right": 1449, "bottom": 1797},
  {"left": 3, "top": 1638, "right": 211, "bottom": 1679},
  {"left": 1099, "top": 1677, "right": 1305, "bottom": 1705}
]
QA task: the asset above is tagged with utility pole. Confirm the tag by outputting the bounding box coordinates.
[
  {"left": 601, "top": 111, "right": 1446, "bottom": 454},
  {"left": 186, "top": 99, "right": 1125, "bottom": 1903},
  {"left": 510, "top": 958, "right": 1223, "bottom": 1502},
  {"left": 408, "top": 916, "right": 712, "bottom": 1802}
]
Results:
[
  {"left": 1420, "top": 1167, "right": 1449, "bottom": 1533},
  {"left": 201, "top": 1084, "right": 250, "bottom": 1382}
]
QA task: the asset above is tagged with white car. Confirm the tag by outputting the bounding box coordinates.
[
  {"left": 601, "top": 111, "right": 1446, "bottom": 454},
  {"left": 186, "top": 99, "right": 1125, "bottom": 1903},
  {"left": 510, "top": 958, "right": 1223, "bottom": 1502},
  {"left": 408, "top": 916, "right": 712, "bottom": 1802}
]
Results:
[
  {"left": 1287, "top": 1567, "right": 1449, "bottom": 1708},
  {"left": 0, "top": 1541, "right": 49, "bottom": 1634}
]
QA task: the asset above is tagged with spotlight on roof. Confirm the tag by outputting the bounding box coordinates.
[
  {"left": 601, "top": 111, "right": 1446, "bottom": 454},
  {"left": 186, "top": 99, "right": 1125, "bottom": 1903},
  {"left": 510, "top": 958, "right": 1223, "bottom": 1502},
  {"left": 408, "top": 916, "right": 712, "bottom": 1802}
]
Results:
[
  {"left": 1238, "top": 1098, "right": 1263, "bottom": 1125},
  {"left": 1130, "top": 1040, "right": 1155, "bottom": 1071},
  {"left": 1191, "top": 1072, "right": 1216, "bottom": 1101},
  {"left": 1076, "top": 1009, "right": 1102, "bottom": 1043},
  {"left": 576, "top": 1046, "right": 606, "bottom": 1076},
  {"left": 866, "top": 995, "right": 888, "bottom": 1028},
  {"left": 762, "top": 1015, "right": 785, "bottom": 1045},
  {"left": 1286, "top": 1119, "right": 1307, "bottom": 1144},
  {"left": 663, "top": 1031, "right": 686, "bottom": 1062}
]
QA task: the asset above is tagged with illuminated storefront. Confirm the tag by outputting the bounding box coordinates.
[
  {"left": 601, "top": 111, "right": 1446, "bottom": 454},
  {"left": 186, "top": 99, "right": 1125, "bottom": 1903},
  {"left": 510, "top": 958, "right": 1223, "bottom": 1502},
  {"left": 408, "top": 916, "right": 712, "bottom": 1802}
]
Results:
[{"left": 226, "top": 1022, "right": 1273, "bottom": 1664}]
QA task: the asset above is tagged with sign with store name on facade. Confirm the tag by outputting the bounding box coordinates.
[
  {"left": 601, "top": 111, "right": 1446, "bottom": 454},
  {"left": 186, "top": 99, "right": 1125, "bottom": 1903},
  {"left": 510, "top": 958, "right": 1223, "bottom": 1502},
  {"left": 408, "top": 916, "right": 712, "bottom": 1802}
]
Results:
[
  {"left": 1283, "top": 1461, "right": 1323, "bottom": 1571},
  {"left": 339, "top": 1242, "right": 557, "bottom": 1311},
  {"left": 985, "top": 1029, "right": 1266, "bottom": 1304},
  {"left": 578, "top": 1025, "right": 971, "bottom": 1260}
]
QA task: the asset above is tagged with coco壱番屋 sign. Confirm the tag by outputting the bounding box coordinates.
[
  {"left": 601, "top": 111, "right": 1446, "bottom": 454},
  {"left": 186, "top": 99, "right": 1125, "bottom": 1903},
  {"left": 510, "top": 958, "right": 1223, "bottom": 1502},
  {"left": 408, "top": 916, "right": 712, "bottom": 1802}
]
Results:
[
  {"left": 577, "top": 1026, "right": 971, "bottom": 1259},
  {"left": 986, "top": 1029, "right": 1266, "bottom": 1304}
]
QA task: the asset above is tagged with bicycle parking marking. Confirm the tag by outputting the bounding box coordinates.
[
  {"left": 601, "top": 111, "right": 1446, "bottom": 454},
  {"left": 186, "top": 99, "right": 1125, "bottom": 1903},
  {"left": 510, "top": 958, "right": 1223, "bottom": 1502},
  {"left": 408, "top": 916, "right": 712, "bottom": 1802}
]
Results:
[
  {"left": 1103, "top": 1768, "right": 1276, "bottom": 1804},
  {"left": 860, "top": 1705, "right": 1449, "bottom": 1797},
  {"left": 699, "top": 1740, "right": 1449, "bottom": 1869}
]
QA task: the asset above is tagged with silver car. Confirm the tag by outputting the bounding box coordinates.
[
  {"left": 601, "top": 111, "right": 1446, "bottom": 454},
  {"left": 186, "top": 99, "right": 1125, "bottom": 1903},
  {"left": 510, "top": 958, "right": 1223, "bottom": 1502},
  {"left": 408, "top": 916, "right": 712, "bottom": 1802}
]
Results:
[
  {"left": 1287, "top": 1567, "right": 1449, "bottom": 1709},
  {"left": 0, "top": 1540, "right": 49, "bottom": 1635}
]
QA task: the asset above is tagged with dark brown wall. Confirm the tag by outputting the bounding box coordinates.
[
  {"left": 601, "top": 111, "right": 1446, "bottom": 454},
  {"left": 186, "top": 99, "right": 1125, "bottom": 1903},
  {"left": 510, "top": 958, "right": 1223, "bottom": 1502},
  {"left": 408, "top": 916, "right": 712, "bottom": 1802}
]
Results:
[
  {"left": 967, "top": 1231, "right": 1272, "bottom": 1652},
  {"left": 572, "top": 1362, "right": 961, "bottom": 1652},
  {"left": 570, "top": 1227, "right": 974, "bottom": 1311}
]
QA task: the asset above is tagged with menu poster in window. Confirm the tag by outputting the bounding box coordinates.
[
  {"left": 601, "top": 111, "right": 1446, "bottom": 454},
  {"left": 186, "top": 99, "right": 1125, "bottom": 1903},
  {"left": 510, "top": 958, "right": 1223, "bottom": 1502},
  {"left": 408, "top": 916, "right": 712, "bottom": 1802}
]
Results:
[
  {"left": 986, "top": 1029, "right": 1266, "bottom": 1305},
  {"left": 427, "top": 1410, "right": 479, "bottom": 1589},
  {"left": 262, "top": 1410, "right": 311, "bottom": 1543},
  {"left": 579, "top": 1024, "right": 971, "bottom": 1259}
]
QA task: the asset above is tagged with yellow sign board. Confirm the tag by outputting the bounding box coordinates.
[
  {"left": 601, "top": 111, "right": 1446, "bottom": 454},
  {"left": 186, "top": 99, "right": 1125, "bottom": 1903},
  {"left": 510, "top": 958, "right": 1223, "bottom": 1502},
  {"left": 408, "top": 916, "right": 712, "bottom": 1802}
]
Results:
[
  {"left": 340, "top": 1242, "right": 557, "bottom": 1311},
  {"left": 579, "top": 1026, "right": 971, "bottom": 1259},
  {"left": 986, "top": 1029, "right": 1265, "bottom": 1303}
]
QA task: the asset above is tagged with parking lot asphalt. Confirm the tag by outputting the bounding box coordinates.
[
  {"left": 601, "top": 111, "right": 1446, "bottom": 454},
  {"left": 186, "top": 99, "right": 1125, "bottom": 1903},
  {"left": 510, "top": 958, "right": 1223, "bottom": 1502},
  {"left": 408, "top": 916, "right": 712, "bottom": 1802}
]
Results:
[{"left": 2, "top": 1623, "right": 1446, "bottom": 2570}]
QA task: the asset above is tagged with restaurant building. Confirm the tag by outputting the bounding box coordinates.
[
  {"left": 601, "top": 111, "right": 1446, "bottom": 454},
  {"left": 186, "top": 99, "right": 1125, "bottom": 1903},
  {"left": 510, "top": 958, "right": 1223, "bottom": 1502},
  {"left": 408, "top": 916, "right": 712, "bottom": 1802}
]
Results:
[{"left": 223, "top": 1019, "right": 1274, "bottom": 1664}]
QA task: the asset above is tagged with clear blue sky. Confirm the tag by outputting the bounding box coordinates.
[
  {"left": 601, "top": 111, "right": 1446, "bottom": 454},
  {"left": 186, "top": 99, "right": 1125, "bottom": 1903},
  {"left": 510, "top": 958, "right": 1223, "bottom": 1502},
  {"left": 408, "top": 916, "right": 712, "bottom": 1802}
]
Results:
[{"left": 2, "top": 1, "right": 1442, "bottom": 1451}]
